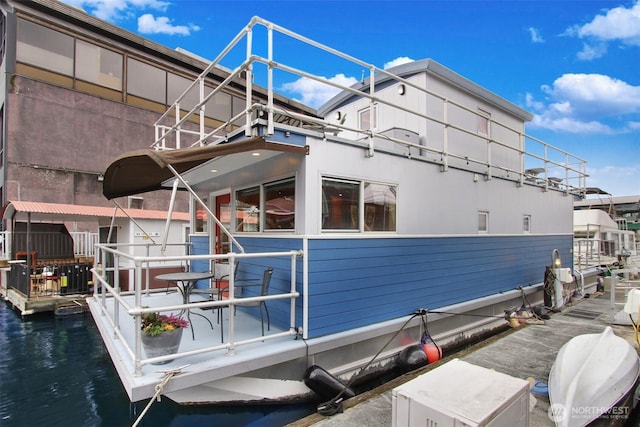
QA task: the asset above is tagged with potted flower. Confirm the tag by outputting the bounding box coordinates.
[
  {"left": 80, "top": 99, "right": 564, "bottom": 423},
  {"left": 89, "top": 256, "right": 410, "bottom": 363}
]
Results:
[{"left": 140, "top": 311, "right": 189, "bottom": 364}]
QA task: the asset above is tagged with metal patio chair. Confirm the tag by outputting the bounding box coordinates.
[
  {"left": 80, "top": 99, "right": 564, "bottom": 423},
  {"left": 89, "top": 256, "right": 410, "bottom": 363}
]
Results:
[{"left": 232, "top": 267, "right": 273, "bottom": 336}]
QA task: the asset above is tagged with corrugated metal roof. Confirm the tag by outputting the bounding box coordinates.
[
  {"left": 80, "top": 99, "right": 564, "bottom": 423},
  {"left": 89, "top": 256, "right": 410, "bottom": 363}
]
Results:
[{"left": 1, "top": 201, "right": 189, "bottom": 222}]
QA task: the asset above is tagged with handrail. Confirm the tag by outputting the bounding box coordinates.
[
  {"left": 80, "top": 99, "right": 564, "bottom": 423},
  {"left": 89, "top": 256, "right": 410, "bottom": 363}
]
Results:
[
  {"left": 608, "top": 268, "right": 640, "bottom": 323},
  {"left": 92, "top": 242, "right": 303, "bottom": 376},
  {"left": 151, "top": 17, "right": 587, "bottom": 197}
]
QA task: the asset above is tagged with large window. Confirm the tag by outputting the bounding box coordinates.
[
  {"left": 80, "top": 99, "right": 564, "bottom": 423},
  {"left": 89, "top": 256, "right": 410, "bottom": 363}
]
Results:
[
  {"left": 322, "top": 178, "right": 396, "bottom": 232},
  {"left": 364, "top": 182, "right": 396, "bottom": 231},
  {"left": 235, "top": 179, "right": 296, "bottom": 232},
  {"left": 235, "top": 187, "right": 260, "bottom": 232},
  {"left": 75, "top": 40, "right": 123, "bottom": 90},
  {"left": 17, "top": 18, "right": 73, "bottom": 76},
  {"left": 322, "top": 179, "right": 359, "bottom": 231},
  {"left": 127, "top": 58, "right": 166, "bottom": 103},
  {"left": 265, "top": 179, "right": 295, "bottom": 230},
  {"left": 15, "top": 18, "right": 242, "bottom": 124}
]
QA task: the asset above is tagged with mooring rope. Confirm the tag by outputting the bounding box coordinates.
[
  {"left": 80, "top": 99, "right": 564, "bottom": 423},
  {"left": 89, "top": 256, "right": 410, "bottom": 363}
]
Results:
[
  {"left": 317, "top": 311, "right": 422, "bottom": 416},
  {"left": 131, "top": 365, "right": 189, "bottom": 427}
]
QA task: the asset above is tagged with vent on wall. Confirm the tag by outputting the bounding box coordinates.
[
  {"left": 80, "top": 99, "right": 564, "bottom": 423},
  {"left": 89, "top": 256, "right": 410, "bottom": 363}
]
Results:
[{"left": 128, "top": 196, "right": 143, "bottom": 209}]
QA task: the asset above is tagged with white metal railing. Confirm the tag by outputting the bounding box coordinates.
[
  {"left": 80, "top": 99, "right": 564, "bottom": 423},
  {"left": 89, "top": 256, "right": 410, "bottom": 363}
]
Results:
[
  {"left": 91, "top": 242, "right": 302, "bottom": 376},
  {"left": 151, "top": 16, "right": 587, "bottom": 197},
  {"left": 0, "top": 231, "right": 8, "bottom": 260},
  {"left": 70, "top": 232, "right": 99, "bottom": 257},
  {"left": 609, "top": 268, "right": 640, "bottom": 323},
  {"left": 574, "top": 238, "right": 618, "bottom": 270}
]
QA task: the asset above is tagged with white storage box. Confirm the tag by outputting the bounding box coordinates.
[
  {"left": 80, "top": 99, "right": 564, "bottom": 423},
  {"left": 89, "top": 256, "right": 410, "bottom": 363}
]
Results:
[
  {"left": 392, "top": 358, "right": 529, "bottom": 427},
  {"left": 555, "top": 267, "right": 573, "bottom": 283}
]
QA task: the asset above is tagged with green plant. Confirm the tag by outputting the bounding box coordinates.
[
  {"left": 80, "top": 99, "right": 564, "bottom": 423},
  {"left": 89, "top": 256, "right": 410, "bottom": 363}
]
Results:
[{"left": 141, "top": 312, "right": 189, "bottom": 336}]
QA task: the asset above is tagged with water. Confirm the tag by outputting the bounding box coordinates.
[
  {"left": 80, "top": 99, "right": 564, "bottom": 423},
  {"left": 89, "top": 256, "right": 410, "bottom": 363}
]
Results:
[{"left": 0, "top": 302, "right": 315, "bottom": 427}]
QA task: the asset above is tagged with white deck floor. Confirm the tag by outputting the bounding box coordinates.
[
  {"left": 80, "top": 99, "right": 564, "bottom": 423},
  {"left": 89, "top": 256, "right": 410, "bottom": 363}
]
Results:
[{"left": 87, "top": 290, "right": 306, "bottom": 402}]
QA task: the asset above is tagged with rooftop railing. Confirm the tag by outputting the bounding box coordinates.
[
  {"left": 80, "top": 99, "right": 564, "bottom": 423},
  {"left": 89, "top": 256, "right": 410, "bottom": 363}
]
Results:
[{"left": 152, "top": 16, "right": 587, "bottom": 197}]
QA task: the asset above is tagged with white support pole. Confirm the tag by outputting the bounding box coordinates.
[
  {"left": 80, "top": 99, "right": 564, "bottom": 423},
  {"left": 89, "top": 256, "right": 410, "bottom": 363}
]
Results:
[
  {"left": 161, "top": 179, "right": 179, "bottom": 254},
  {"left": 245, "top": 26, "right": 253, "bottom": 137},
  {"left": 267, "top": 23, "right": 274, "bottom": 137}
]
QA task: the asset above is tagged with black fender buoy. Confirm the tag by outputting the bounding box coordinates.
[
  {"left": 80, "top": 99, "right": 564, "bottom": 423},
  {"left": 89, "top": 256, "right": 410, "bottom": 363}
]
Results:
[
  {"left": 304, "top": 365, "right": 355, "bottom": 400},
  {"left": 397, "top": 344, "right": 428, "bottom": 370}
]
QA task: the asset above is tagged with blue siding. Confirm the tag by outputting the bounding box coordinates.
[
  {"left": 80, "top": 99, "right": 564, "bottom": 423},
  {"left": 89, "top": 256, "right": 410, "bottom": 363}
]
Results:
[
  {"left": 189, "top": 235, "right": 212, "bottom": 288},
  {"left": 205, "top": 235, "right": 571, "bottom": 339},
  {"left": 306, "top": 235, "right": 572, "bottom": 337},
  {"left": 234, "top": 237, "right": 305, "bottom": 332}
]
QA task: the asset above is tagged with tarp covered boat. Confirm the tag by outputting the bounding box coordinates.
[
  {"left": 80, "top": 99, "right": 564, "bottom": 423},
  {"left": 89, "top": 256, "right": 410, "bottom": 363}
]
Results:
[{"left": 548, "top": 326, "right": 639, "bottom": 427}]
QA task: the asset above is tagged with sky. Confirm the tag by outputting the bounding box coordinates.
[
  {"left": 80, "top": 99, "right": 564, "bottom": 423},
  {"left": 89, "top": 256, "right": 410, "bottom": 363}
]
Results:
[{"left": 61, "top": 0, "right": 640, "bottom": 197}]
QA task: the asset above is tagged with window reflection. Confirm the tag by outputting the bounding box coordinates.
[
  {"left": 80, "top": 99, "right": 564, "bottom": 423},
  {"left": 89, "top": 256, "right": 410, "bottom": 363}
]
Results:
[
  {"left": 194, "top": 197, "right": 208, "bottom": 233},
  {"left": 265, "top": 179, "right": 295, "bottom": 230},
  {"left": 17, "top": 18, "right": 73, "bottom": 75},
  {"left": 127, "top": 58, "right": 166, "bottom": 103},
  {"left": 322, "top": 179, "right": 397, "bottom": 232},
  {"left": 236, "top": 187, "right": 260, "bottom": 232},
  {"left": 76, "top": 39, "right": 123, "bottom": 90},
  {"left": 321, "top": 179, "right": 359, "bottom": 230},
  {"left": 363, "top": 183, "right": 396, "bottom": 231}
]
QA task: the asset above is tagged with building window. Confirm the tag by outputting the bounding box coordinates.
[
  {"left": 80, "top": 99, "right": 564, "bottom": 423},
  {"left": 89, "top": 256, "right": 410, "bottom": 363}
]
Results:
[
  {"left": 322, "top": 178, "right": 360, "bottom": 230},
  {"left": 206, "top": 91, "right": 233, "bottom": 122},
  {"left": 231, "top": 95, "right": 247, "bottom": 127},
  {"left": 358, "top": 104, "right": 377, "bottom": 131},
  {"left": 265, "top": 179, "right": 295, "bottom": 230},
  {"left": 127, "top": 57, "right": 167, "bottom": 103},
  {"left": 236, "top": 187, "right": 260, "bottom": 232},
  {"left": 17, "top": 18, "right": 73, "bottom": 76},
  {"left": 364, "top": 182, "right": 396, "bottom": 231},
  {"left": 75, "top": 39, "right": 123, "bottom": 90},
  {"left": 477, "top": 108, "right": 490, "bottom": 135},
  {"left": 478, "top": 211, "right": 489, "bottom": 233},
  {"left": 523, "top": 215, "right": 531, "bottom": 233},
  {"left": 194, "top": 197, "right": 209, "bottom": 233},
  {"left": 322, "top": 178, "right": 397, "bottom": 232},
  {"left": 168, "top": 72, "right": 201, "bottom": 111}
]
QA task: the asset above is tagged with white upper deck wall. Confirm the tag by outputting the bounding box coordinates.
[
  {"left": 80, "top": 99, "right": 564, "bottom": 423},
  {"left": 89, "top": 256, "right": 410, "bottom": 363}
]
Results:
[
  {"left": 305, "top": 59, "right": 571, "bottom": 236},
  {"left": 317, "top": 59, "right": 531, "bottom": 180},
  {"left": 300, "top": 132, "right": 573, "bottom": 236}
]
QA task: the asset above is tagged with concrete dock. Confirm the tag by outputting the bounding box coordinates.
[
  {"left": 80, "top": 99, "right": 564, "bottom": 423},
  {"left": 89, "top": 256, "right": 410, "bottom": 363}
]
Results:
[{"left": 288, "top": 292, "right": 639, "bottom": 426}]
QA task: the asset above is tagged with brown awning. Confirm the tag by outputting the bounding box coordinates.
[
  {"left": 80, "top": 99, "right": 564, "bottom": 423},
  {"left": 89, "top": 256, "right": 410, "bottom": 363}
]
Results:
[{"left": 102, "top": 137, "right": 308, "bottom": 200}]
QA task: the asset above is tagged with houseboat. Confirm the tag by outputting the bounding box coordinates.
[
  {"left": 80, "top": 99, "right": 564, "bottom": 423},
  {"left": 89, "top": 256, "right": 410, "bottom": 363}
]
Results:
[
  {"left": 87, "top": 17, "right": 588, "bottom": 405},
  {"left": 573, "top": 193, "right": 639, "bottom": 293}
]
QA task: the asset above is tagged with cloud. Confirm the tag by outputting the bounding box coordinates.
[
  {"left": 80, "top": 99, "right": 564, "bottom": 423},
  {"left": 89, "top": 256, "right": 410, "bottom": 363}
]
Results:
[
  {"left": 586, "top": 163, "right": 640, "bottom": 196},
  {"left": 527, "top": 73, "right": 640, "bottom": 133},
  {"left": 576, "top": 42, "right": 607, "bottom": 60},
  {"left": 564, "top": 1, "right": 640, "bottom": 59},
  {"left": 138, "top": 14, "right": 200, "bottom": 35},
  {"left": 383, "top": 57, "right": 414, "bottom": 69},
  {"left": 528, "top": 27, "right": 544, "bottom": 43},
  {"left": 280, "top": 56, "right": 413, "bottom": 109},
  {"left": 63, "top": 0, "right": 170, "bottom": 22},
  {"left": 280, "top": 74, "right": 358, "bottom": 109}
]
